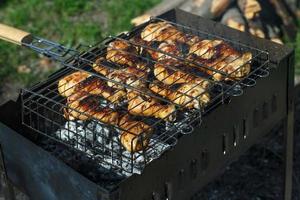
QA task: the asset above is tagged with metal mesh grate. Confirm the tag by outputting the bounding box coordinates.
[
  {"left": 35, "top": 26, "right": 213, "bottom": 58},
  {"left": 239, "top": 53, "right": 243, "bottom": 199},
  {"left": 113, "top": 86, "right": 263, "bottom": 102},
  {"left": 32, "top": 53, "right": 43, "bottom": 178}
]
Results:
[{"left": 21, "top": 18, "right": 269, "bottom": 175}]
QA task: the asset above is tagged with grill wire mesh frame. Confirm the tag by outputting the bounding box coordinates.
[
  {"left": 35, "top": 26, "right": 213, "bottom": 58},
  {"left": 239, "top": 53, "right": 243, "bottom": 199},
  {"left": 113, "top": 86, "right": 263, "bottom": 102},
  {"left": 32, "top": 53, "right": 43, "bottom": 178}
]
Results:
[{"left": 21, "top": 17, "right": 270, "bottom": 175}]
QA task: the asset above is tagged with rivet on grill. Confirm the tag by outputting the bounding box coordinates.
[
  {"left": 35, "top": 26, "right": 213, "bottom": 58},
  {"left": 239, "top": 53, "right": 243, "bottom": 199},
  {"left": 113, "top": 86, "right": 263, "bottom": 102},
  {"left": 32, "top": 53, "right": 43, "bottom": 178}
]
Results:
[
  {"left": 242, "top": 119, "right": 249, "bottom": 139},
  {"left": 222, "top": 134, "right": 227, "bottom": 155},
  {"left": 233, "top": 125, "right": 239, "bottom": 147}
]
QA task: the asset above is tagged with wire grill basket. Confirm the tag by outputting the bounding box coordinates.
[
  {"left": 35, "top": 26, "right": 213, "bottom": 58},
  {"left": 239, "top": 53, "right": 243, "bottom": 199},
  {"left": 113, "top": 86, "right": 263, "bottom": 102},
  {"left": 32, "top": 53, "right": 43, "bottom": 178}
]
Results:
[{"left": 21, "top": 17, "right": 270, "bottom": 176}]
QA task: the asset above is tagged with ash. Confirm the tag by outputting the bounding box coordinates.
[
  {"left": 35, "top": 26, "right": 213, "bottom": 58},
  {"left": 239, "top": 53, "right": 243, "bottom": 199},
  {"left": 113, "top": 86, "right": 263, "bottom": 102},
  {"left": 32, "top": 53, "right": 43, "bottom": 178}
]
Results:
[{"left": 55, "top": 120, "right": 171, "bottom": 177}]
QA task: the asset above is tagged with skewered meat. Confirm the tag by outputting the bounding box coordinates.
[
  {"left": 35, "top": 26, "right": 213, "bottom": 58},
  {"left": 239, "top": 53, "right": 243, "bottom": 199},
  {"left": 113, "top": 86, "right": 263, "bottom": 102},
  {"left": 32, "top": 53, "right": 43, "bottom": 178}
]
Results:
[
  {"left": 141, "top": 22, "right": 187, "bottom": 43},
  {"left": 72, "top": 76, "right": 126, "bottom": 104},
  {"left": 58, "top": 71, "right": 91, "bottom": 97},
  {"left": 64, "top": 93, "right": 119, "bottom": 125},
  {"left": 119, "top": 114, "right": 153, "bottom": 152},
  {"left": 149, "top": 81, "right": 210, "bottom": 109},
  {"left": 106, "top": 40, "right": 138, "bottom": 66},
  {"left": 127, "top": 90, "right": 176, "bottom": 122},
  {"left": 188, "top": 40, "right": 252, "bottom": 81},
  {"left": 148, "top": 42, "right": 182, "bottom": 61},
  {"left": 154, "top": 59, "right": 210, "bottom": 88}
]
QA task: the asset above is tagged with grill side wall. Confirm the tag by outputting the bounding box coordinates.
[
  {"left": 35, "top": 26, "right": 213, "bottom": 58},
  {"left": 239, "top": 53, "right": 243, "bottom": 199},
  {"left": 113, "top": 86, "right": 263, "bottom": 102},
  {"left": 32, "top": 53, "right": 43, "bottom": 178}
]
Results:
[
  {"left": 0, "top": 8, "right": 294, "bottom": 200},
  {"left": 117, "top": 52, "right": 291, "bottom": 200},
  {"left": 115, "top": 9, "right": 293, "bottom": 200}
]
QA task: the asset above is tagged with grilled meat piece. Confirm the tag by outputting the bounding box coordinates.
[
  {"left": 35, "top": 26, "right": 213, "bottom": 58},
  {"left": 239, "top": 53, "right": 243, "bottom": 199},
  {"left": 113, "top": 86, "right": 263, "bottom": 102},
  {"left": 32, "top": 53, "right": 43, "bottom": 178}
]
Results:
[
  {"left": 106, "top": 40, "right": 138, "bottom": 66},
  {"left": 58, "top": 71, "right": 91, "bottom": 97},
  {"left": 148, "top": 42, "right": 182, "bottom": 61},
  {"left": 149, "top": 81, "right": 210, "bottom": 109},
  {"left": 92, "top": 57, "right": 111, "bottom": 76},
  {"left": 208, "top": 53, "right": 252, "bottom": 81},
  {"left": 154, "top": 59, "right": 210, "bottom": 87},
  {"left": 188, "top": 40, "right": 252, "bottom": 81},
  {"left": 189, "top": 39, "right": 223, "bottom": 59},
  {"left": 119, "top": 114, "right": 153, "bottom": 152},
  {"left": 185, "top": 34, "right": 202, "bottom": 46},
  {"left": 107, "top": 63, "right": 150, "bottom": 89},
  {"left": 127, "top": 90, "right": 176, "bottom": 122},
  {"left": 64, "top": 92, "right": 152, "bottom": 153},
  {"left": 93, "top": 59, "right": 149, "bottom": 89},
  {"left": 72, "top": 76, "right": 126, "bottom": 104},
  {"left": 64, "top": 93, "right": 119, "bottom": 125},
  {"left": 141, "top": 22, "right": 187, "bottom": 43}
]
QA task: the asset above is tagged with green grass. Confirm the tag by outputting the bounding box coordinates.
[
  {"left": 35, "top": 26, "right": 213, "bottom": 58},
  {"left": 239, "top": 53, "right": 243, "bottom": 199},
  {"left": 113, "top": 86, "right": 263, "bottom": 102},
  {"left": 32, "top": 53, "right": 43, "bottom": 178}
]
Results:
[
  {"left": 0, "top": 0, "right": 160, "bottom": 86},
  {"left": 1, "top": 0, "right": 298, "bottom": 86},
  {"left": 104, "top": 0, "right": 160, "bottom": 34}
]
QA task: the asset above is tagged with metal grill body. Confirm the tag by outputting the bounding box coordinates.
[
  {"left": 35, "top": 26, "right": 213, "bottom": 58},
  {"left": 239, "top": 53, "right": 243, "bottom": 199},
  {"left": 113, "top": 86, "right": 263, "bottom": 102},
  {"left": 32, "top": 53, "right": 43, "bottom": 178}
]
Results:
[
  {"left": 0, "top": 9, "right": 294, "bottom": 200},
  {"left": 22, "top": 9, "right": 269, "bottom": 175}
]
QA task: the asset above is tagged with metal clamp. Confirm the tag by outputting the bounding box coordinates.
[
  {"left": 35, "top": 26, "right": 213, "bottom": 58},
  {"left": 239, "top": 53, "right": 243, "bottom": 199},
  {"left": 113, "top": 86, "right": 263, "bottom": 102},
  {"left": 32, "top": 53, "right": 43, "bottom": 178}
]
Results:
[{"left": 23, "top": 37, "right": 79, "bottom": 63}]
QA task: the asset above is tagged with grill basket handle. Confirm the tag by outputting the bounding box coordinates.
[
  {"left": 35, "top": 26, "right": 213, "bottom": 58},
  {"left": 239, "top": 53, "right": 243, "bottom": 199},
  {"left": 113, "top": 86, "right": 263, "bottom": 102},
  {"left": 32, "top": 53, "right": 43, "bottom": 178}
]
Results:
[{"left": 0, "top": 23, "right": 32, "bottom": 46}]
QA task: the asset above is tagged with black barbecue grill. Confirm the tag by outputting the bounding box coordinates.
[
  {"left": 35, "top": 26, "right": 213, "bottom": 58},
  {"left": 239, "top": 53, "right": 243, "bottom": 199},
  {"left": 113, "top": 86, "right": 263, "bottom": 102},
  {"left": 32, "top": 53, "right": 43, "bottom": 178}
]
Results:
[{"left": 0, "top": 9, "right": 295, "bottom": 200}]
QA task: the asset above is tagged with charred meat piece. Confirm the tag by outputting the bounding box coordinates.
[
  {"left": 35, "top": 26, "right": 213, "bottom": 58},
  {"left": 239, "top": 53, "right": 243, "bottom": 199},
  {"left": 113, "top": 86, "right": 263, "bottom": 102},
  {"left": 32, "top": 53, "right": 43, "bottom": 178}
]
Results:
[
  {"left": 188, "top": 40, "right": 252, "bottom": 81},
  {"left": 58, "top": 71, "right": 91, "bottom": 97},
  {"left": 64, "top": 93, "right": 119, "bottom": 125},
  {"left": 185, "top": 34, "right": 202, "bottom": 46},
  {"left": 92, "top": 57, "right": 111, "bottom": 76},
  {"left": 148, "top": 42, "right": 182, "bottom": 61},
  {"left": 64, "top": 92, "right": 152, "bottom": 153},
  {"left": 207, "top": 53, "right": 252, "bottom": 81},
  {"left": 71, "top": 76, "right": 126, "bottom": 104},
  {"left": 106, "top": 40, "right": 138, "bottom": 66},
  {"left": 189, "top": 39, "right": 223, "bottom": 59},
  {"left": 127, "top": 90, "right": 176, "bottom": 122},
  {"left": 93, "top": 58, "right": 149, "bottom": 89},
  {"left": 107, "top": 63, "right": 150, "bottom": 89},
  {"left": 119, "top": 114, "right": 153, "bottom": 152},
  {"left": 141, "top": 22, "right": 187, "bottom": 43},
  {"left": 149, "top": 81, "right": 210, "bottom": 109},
  {"left": 154, "top": 59, "right": 210, "bottom": 87}
]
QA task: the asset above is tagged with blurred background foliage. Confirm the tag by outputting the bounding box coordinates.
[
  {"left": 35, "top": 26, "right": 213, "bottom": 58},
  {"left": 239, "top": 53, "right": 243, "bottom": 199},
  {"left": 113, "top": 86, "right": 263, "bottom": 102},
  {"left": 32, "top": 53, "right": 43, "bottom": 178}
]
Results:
[
  {"left": 0, "top": 0, "right": 299, "bottom": 93},
  {"left": 0, "top": 0, "right": 161, "bottom": 88}
]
